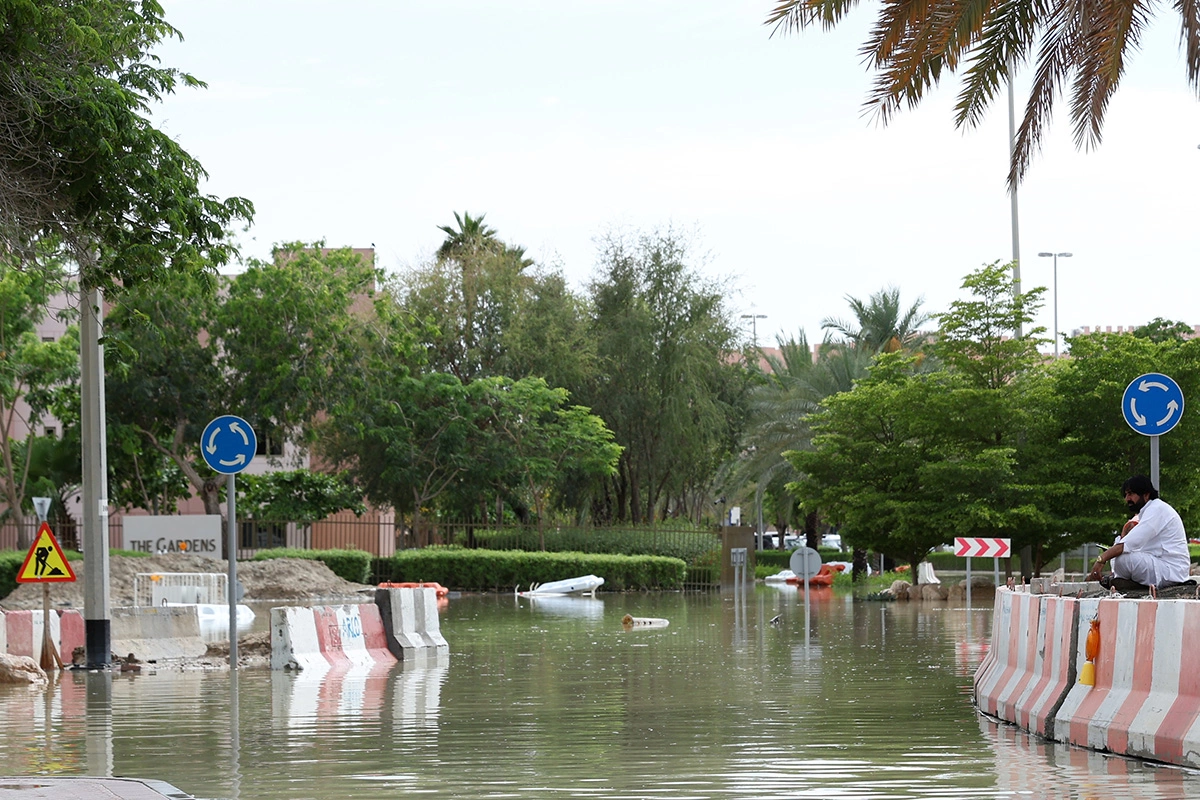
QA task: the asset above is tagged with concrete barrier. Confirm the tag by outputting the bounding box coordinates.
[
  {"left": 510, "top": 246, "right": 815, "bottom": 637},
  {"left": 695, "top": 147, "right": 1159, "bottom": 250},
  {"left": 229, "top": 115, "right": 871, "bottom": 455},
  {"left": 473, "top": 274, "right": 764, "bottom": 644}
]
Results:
[
  {"left": 271, "top": 603, "right": 396, "bottom": 671},
  {"left": 375, "top": 587, "right": 449, "bottom": 660},
  {"left": 980, "top": 588, "right": 1200, "bottom": 769},
  {"left": 3, "top": 609, "right": 86, "bottom": 664},
  {"left": 111, "top": 606, "right": 206, "bottom": 661},
  {"left": 1053, "top": 597, "right": 1200, "bottom": 767}
]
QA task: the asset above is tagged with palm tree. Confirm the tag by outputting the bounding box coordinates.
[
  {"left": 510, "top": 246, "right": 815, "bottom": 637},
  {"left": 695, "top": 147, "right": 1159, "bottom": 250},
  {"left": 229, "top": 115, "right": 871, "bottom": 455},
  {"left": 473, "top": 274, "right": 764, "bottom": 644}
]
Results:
[
  {"left": 436, "top": 211, "right": 500, "bottom": 260},
  {"left": 821, "top": 286, "right": 929, "bottom": 354},
  {"left": 736, "top": 331, "right": 874, "bottom": 548},
  {"left": 765, "top": 0, "right": 1200, "bottom": 185}
]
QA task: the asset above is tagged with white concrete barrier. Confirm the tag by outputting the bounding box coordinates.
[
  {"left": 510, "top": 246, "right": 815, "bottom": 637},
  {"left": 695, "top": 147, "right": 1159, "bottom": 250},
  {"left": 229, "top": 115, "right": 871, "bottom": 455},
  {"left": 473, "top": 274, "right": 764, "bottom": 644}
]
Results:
[
  {"left": 111, "top": 606, "right": 206, "bottom": 661},
  {"left": 271, "top": 603, "right": 396, "bottom": 671},
  {"left": 375, "top": 587, "right": 448, "bottom": 659},
  {"left": 980, "top": 588, "right": 1200, "bottom": 769}
]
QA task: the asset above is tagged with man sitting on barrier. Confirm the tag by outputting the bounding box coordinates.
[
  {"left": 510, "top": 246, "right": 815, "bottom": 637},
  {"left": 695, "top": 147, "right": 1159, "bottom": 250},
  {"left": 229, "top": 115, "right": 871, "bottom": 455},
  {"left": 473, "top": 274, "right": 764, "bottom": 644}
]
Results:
[{"left": 1087, "top": 475, "right": 1192, "bottom": 589}]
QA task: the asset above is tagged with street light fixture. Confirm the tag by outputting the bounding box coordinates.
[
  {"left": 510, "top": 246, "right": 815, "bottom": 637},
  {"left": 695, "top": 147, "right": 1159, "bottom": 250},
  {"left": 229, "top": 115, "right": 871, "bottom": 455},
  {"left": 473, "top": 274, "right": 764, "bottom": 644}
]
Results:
[
  {"left": 1037, "top": 251, "right": 1072, "bottom": 357},
  {"left": 741, "top": 313, "right": 767, "bottom": 349}
]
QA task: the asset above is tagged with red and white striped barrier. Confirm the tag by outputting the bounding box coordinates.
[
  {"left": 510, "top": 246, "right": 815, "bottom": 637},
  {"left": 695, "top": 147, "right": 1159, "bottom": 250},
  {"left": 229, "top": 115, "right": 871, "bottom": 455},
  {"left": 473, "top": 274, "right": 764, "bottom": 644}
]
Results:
[
  {"left": 270, "top": 603, "right": 396, "bottom": 671},
  {"left": 3, "top": 609, "right": 85, "bottom": 664},
  {"left": 1053, "top": 597, "right": 1200, "bottom": 767}
]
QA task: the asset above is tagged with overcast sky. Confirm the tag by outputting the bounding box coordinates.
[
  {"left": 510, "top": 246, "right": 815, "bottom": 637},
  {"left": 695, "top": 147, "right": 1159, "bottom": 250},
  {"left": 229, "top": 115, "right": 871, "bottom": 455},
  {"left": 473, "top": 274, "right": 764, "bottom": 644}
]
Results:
[{"left": 154, "top": 1, "right": 1200, "bottom": 354}]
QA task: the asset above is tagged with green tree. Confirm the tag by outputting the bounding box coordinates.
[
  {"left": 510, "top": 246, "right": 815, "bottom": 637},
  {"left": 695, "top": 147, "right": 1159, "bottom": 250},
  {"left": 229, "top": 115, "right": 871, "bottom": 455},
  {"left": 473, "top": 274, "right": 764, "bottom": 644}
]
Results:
[
  {"left": 476, "top": 377, "right": 621, "bottom": 547},
  {"left": 398, "top": 215, "right": 593, "bottom": 387},
  {"left": 1052, "top": 332, "right": 1200, "bottom": 540},
  {"left": 1132, "top": 318, "right": 1194, "bottom": 344},
  {"left": 790, "top": 358, "right": 1033, "bottom": 571},
  {"left": 932, "top": 261, "right": 1047, "bottom": 390},
  {"left": 765, "top": 0, "right": 1200, "bottom": 185},
  {"left": 0, "top": 256, "right": 79, "bottom": 547},
  {"left": 239, "top": 470, "right": 364, "bottom": 523},
  {"left": 581, "top": 227, "right": 744, "bottom": 525},
  {"left": 0, "top": 0, "right": 252, "bottom": 286},
  {"left": 821, "top": 286, "right": 929, "bottom": 354},
  {"left": 105, "top": 245, "right": 375, "bottom": 514}
]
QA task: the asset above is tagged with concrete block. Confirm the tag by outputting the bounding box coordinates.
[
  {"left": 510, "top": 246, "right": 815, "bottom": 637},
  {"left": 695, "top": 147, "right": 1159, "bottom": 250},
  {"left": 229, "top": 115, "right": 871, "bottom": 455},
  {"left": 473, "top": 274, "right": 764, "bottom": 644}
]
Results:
[{"left": 111, "top": 606, "right": 205, "bottom": 661}]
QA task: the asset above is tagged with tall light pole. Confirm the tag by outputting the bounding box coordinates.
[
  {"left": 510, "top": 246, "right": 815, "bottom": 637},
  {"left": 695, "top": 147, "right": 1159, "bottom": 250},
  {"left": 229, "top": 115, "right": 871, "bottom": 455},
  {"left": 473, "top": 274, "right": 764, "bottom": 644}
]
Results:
[
  {"left": 1037, "top": 252, "right": 1072, "bottom": 357},
  {"left": 741, "top": 313, "right": 767, "bottom": 349}
]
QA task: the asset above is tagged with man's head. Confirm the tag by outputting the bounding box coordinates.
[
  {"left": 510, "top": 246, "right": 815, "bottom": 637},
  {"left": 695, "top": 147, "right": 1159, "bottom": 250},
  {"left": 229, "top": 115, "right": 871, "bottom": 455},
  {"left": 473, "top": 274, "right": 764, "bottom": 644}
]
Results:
[{"left": 1122, "top": 474, "right": 1159, "bottom": 514}]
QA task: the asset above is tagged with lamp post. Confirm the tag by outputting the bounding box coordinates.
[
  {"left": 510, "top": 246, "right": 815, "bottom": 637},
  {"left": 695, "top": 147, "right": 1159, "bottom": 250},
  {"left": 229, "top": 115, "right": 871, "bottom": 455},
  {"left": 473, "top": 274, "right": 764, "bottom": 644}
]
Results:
[
  {"left": 1036, "top": 252, "right": 1072, "bottom": 357},
  {"left": 740, "top": 313, "right": 767, "bottom": 349}
]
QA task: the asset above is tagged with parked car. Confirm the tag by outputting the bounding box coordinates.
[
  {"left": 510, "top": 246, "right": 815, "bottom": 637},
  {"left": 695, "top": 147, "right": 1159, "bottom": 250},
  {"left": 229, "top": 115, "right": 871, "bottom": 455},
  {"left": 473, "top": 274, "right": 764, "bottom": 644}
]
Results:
[{"left": 821, "top": 533, "right": 843, "bottom": 551}]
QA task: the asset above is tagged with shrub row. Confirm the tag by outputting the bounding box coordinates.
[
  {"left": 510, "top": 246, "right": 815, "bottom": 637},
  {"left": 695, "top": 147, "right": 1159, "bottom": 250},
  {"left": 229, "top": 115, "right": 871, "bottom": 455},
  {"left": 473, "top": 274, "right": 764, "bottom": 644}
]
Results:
[
  {"left": 458, "top": 526, "right": 716, "bottom": 565},
  {"left": 374, "top": 548, "right": 687, "bottom": 592},
  {"left": 252, "top": 547, "right": 372, "bottom": 584}
]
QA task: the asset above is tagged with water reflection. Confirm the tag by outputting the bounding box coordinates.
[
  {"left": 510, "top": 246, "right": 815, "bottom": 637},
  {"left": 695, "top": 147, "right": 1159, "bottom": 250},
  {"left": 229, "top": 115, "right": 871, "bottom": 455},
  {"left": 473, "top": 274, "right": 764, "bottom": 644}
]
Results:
[{"left": 1, "top": 590, "right": 1197, "bottom": 799}]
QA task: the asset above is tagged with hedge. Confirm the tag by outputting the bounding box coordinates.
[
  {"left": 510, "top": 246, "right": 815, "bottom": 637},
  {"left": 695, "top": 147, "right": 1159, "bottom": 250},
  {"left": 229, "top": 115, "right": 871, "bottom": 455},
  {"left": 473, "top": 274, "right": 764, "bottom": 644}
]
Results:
[
  {"left": 252, "top": 548, "right": 372, "bottom": 584},
  {"left": 756, "top": 547, "right": 844, "bottom": 569},
  {"left": 376, "top": 548, "right": 687, "bottom": 592}
]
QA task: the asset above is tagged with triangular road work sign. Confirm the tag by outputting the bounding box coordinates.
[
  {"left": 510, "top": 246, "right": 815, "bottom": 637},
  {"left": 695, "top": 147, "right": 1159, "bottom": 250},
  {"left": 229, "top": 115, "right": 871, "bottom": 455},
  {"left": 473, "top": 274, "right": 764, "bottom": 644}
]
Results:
[{"left": 16, "top": 522, "right": 77, "bottom": 583}]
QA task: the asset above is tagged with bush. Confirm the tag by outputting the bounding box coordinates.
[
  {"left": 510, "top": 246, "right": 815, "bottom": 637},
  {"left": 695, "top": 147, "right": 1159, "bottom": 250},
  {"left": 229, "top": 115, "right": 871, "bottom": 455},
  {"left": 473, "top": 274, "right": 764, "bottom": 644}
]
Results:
[
  {"left": 252, "top": 547, "right": 372, "bottom": 584},
  {"left": 376, "top": 549, "right": 686, "bottom": 592},
  {"left": 451, "top": 525, "right": 716, "bottom": 564},
  {"left": 0, "top": 550, "right": 25, "bottom": 600}
]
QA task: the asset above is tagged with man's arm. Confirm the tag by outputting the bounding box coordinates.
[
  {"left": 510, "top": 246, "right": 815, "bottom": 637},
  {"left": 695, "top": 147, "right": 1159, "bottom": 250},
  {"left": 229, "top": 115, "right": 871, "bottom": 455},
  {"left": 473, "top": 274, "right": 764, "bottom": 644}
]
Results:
[{"left": 1087, "top": 542, "right": 1126, "bottom": 581}]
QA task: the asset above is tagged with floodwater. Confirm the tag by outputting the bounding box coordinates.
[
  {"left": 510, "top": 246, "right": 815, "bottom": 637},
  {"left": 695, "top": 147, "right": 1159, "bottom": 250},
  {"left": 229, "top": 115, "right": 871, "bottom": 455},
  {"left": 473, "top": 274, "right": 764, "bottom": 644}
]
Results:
[{"left": 3, "top": 587, "right": 1199, "bottom": 800}]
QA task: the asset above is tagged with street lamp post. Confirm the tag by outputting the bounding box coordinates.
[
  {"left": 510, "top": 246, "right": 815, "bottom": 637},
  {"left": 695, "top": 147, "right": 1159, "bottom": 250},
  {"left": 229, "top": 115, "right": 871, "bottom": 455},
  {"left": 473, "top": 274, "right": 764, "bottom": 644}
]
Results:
[
  {"left": 1037, "top": 251, "right": 1072, "bottom": 357},
  {"left": 741, "top": 313, "right": 767, "bottom": 349}
]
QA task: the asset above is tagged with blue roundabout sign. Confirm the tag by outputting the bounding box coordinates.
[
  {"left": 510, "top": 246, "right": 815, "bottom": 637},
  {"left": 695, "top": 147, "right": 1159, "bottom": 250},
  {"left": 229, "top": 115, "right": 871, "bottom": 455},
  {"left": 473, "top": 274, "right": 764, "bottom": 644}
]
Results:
[
  {"left": 201, "top": 415, "right": 257, "bottom": 474},
  {"left": 1122, "top": 373, "right": 1185, "bottom": 437}
]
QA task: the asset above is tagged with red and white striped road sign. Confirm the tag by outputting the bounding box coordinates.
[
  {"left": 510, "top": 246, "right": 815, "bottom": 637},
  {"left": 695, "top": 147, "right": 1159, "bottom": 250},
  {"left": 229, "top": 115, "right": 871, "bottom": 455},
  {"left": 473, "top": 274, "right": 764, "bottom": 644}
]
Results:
[{"left": 955, "top": 537, "right": 1011, "bottom": 558}]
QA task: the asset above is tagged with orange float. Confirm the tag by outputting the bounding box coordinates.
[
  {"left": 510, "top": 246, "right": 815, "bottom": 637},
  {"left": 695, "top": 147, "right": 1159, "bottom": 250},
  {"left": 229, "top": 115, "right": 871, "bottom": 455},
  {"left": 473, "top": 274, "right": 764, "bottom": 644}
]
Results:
[
  {"left": 378, "top": 581, "right": 450, "bottom": 598},
  {"left": 785, "top": 563, "right": 845, "bottom": 587}
]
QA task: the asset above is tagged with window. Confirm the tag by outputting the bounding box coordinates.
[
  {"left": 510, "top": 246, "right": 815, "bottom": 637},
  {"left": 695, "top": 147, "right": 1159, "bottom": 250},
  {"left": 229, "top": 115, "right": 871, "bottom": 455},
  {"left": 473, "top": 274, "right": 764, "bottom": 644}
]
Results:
[
  {"left": 43, "top": 427, "right": 56, "bottom": 438},
  {"left": 255, "top": 433, "right": 284, "bottom": 457}
]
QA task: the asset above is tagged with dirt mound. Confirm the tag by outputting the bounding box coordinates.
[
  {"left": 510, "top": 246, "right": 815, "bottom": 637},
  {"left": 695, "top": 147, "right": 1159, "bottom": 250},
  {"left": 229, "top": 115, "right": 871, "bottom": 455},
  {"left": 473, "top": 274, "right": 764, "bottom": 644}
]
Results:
[{"left": 0, "top": 553, "right": 372, "bottom": 610}]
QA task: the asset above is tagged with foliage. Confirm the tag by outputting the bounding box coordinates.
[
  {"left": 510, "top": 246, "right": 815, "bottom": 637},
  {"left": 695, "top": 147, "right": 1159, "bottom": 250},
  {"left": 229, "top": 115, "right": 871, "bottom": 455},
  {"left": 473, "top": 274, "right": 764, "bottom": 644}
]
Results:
[
  {"left": 0, "top": 254, "right": 79, "bottom": 545},
  {"left": 238, "top": 470, "right": 365, "bottom": 525},
  {"left": 821, "top": 286, "right": 929, "bottom": 354},
  {"left": 105, "top": 244, "right": 377, "bottom": 515},
  {"left": 580, "top": 227, "right": 746, "bottom": 525},
  {"left": 396, "top": 212, "right": 594, "bottom": 388},
  {"left": 764, "top": 0, "right": 1200, "bottom": 185},
  {"left": 251, "top": 548, "right": 371, "bottom": 584},
  {"left": 454, "top": 524, "right": 718, "bottom": 565},
  {"left": 789, "top": 264, "right": 1052, "bottom": 571},
  {"left": 932, "top": 261, "right": 1047, "bottom": 390},
  {"left": 1052, "top": 332, "right": 1200, "bottom": 540},
  {"left": 0, "top": 549, "right": 23, "bottom": 598},
  {"left": 0, "top": 0, "right": 252, "bottom": 287},
  {"left": 376, "top": 548, "right": 687, "bottom": 592},
  {"left": 1132, "top": 318, "right": 1194, "bottom": 344},
  {"left": 474, "top": 376, "right": 621, "bottom": 541}
]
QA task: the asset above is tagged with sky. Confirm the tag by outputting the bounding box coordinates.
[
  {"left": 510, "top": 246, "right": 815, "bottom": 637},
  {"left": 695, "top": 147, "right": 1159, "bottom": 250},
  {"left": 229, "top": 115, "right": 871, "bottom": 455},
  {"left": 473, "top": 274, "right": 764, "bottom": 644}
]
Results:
[{"left": 153, "top": 1, "right": 1200, "bottom": 354}]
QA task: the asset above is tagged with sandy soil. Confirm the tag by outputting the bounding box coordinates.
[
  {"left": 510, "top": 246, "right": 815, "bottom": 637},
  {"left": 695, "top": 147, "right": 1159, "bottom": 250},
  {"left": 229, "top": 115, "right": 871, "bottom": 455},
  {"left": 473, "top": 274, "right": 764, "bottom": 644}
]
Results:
[{"left": 2, "top": 554, "right": 374, "bottom": 671}]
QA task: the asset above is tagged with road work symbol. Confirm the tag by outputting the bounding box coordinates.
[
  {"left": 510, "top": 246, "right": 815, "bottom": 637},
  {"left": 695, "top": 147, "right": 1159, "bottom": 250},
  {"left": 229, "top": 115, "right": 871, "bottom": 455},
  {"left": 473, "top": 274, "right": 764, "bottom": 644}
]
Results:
[
  {"left": 17, "top": 522, "right": 77, "bottom": 583},
  {"left": 201, "top": 415, "right": 258, "bottom": 474},
  {"left": 1122, "top": 373, "right": 1185, "bottom": 437}
]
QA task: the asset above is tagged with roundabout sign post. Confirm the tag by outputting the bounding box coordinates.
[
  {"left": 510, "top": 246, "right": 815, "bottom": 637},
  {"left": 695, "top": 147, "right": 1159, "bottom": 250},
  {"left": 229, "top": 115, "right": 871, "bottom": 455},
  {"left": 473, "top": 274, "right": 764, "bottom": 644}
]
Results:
[
  {"left": 201, "top": 415, "right": 256, "bottom": 668},
  {"left": 1121, "top": 373, "right": 1184, "bottom": 491}
]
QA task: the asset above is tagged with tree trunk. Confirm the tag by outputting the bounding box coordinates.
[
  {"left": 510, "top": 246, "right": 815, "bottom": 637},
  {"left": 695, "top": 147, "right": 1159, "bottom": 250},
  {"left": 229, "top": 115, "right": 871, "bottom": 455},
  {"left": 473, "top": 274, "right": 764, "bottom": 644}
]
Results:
[
  {"left": 851, "top": 546, "right": 868, "bottom": 581},
  {"left": 804, "top": 511, "right": 818, "bottom": 550}
]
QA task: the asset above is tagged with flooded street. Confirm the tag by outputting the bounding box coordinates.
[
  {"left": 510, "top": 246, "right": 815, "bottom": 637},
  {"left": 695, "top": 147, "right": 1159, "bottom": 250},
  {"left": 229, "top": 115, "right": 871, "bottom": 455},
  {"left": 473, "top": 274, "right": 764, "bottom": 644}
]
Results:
[{"left": 3, "top": 588, "right": 1198, "bottom": 799}]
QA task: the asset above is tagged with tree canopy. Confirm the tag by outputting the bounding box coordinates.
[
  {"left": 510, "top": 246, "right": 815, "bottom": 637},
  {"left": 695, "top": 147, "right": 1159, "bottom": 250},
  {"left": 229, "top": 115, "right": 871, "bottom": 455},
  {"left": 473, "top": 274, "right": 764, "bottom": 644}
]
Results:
[{"left": 0, "top": 0, "right": 252, "bottom": 286}]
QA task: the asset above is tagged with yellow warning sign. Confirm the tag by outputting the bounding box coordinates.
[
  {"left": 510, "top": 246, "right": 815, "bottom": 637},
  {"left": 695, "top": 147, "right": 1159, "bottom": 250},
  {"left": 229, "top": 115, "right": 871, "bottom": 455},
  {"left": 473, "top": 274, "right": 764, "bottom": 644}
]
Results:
[{"left": 16, "top": 522, "right": 77, "bottom": 583}]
